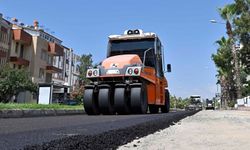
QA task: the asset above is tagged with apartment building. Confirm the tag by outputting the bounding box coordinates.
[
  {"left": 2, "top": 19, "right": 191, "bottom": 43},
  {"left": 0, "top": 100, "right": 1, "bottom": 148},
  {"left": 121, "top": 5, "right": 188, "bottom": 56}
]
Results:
[
  {"left": 69, "top": 52, "right": 80, "bottom": 91},
  {"left": 9, "top": 20, "right": 64, "bottom": 103},
  {"left": 0, "top": 14, "right": 81, "bottom": 103},
  {"left": 52, "top": 46, "right": 80, "bottom": 102},
  {"left": 0, "top": 13, "right": 12, "bottom": 66}
]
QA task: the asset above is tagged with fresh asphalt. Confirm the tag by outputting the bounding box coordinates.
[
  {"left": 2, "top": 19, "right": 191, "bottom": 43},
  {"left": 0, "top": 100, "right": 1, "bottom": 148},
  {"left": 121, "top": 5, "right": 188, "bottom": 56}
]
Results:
[{"left": 0, "top": 111, "right": 197, "bottom": 150}]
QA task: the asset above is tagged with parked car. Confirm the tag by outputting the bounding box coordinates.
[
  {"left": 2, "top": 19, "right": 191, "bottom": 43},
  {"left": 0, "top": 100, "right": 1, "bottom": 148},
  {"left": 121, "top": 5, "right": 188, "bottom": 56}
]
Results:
[
  {"left": 63, "top": 99, "right": 78, "bottom": 105},
  {"left": 205, "top": 99, "right": 215, "bottom": 110}
]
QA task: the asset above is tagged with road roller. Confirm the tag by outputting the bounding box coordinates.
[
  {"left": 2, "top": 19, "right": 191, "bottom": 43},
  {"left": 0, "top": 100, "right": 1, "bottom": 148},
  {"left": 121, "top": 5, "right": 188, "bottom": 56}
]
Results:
[{"left": 83, "top": 29, "right": 171, "bottom": 115}]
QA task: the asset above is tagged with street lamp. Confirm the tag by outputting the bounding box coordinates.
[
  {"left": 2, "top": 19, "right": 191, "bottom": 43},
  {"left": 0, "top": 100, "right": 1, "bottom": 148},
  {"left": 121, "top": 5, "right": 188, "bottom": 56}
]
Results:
[
  {"left": 210, "top": 20, "right": 225, "bottom": 24},
  {"left": 210, "top": 19, "right": 242, "bottom": 101}
]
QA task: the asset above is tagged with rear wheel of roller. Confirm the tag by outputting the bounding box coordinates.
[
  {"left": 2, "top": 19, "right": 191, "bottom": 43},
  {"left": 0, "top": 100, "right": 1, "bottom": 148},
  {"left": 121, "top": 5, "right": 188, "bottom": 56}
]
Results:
[
  {"left": 130, "top": 84, "right": 148, "bottom": 114},
  {"left": 98, "top": 85, "right": 115, "bottom": 115},
  {"left": 114, "top": 86, "right": 130, "bottom": 114},
  {"left": 83, "top": 88, "right": 100, "bottom": 115}
]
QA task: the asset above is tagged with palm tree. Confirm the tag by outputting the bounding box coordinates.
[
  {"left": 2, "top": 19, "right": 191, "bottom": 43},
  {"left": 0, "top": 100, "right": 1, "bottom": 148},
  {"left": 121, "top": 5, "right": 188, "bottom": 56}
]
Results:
[
  {"left": 218, "top": 4, "right": 242, "bottom": 100},
  {"left": 218, "top": 4, "right": 237, "bottom": 38},
  {"left": 212, "top": 37, "right": 235, "bottom": 108}
]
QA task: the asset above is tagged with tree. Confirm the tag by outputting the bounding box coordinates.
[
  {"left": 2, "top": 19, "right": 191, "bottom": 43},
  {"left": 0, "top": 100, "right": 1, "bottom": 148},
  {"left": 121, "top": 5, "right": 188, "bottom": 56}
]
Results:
[
  {"left": 79, "top": 54, "right": 94, "bottom": 85},
  {"left": 0, "top": 65, "right": 37, "bottom": 103},
  {"left": 213, "top": 0, "right": 250, "bottom": 106},
  {"left": 233, "top": 0, "right": 250, "bottom": 95},
  {"left": 212, "top": 37, "right": 236, "bottom": 108},
  {"left": 218, "top": 3, "right": 237, "bottom": 37},
  {"left": 170, "top": 95, "right": 190, "bottom": 109},
  {"left": 70, "top": 85, "right": 84, "bottom": 104},
  {"left": 219, "top": 3, "right": 243, "bottom": 100},
  {"left": 71, "top": 54, "right": 94, "bottom": 103},
  {"left": 234, "top": 0, "right": 250, "bottom": 70}
]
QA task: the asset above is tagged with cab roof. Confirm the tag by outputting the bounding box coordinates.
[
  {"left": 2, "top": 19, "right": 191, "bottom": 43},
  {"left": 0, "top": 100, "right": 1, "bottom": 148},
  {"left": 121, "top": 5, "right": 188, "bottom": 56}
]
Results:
[{"left": 108, "top": 29, "right": 157, "bottom": 41}]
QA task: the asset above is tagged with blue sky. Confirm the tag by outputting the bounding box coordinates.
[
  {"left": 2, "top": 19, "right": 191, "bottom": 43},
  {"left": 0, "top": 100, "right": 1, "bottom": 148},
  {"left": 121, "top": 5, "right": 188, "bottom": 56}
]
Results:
[{"left": 0, "top": 0, "right": 233, "bottom": 99}]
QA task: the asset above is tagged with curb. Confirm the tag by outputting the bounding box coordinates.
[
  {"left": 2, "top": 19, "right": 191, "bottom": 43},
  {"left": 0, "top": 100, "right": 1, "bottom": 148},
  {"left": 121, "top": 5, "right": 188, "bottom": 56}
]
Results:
[{"left": 0, "top": 109, "right": 85, "bottom": 118}]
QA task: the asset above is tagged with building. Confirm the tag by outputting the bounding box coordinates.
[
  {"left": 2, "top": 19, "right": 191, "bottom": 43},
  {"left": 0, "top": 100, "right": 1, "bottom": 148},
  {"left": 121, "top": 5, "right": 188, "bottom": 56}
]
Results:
[
  {"left": 52, "top": 46, "right": 80, "bottom": 102},
  {"left": 0, "top": 13, "right": 81, "bottom": 103},
  {"left": 0, "top": 13, "right": 12, "bottom": 67},
  {"left": 69, "top": 52, "right": 80, "bottom": 92},
  {"left": 8, "top": 19, "right": 64, "bottom": 103}
]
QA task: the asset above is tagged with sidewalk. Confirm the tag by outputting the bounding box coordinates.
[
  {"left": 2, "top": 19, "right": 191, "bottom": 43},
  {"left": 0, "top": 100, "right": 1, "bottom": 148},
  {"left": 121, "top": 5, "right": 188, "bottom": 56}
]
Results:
[{"left": 119, "top": 110, "right": 250, "bottom": 150}]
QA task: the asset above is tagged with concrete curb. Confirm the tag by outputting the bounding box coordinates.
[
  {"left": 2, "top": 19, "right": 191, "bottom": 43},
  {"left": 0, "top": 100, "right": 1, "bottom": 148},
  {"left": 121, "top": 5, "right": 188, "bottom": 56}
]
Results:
[{"left": 0, "top": 109, "right": 85, "bottom": 118}]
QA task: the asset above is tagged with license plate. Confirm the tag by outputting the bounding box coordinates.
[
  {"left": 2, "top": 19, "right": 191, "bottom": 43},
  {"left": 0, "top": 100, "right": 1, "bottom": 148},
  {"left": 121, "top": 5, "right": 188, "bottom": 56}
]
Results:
[{"left": 106, "top": 69, "right": 120, "bottom": 75}]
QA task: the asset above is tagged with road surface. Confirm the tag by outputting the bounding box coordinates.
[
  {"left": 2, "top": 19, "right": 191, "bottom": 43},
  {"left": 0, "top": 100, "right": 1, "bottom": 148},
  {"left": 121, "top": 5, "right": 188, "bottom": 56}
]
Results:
[{"left": 0, "top": 111, "right": 196, "bottom": 149}]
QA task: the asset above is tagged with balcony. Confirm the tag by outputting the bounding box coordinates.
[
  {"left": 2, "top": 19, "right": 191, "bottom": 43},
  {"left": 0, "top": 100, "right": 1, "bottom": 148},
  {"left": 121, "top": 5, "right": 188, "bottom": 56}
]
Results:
[
  {"left": 10, "top": 56, "right": 29, "bottom": 66},
  {"left": 48, "top": 42, "right": 63, "bottom": 56},
  {"left": 46, "top": 65, "right": 62, "bottom": 73},
  {"left": 13, "top": 29, "right": 32, "bottom": 45}
]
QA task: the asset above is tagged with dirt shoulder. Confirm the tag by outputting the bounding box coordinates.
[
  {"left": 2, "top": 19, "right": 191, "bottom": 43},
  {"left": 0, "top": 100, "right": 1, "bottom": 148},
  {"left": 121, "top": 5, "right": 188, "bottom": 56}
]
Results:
[{"left": 119, "top": 110, "right": 250, "bottom": 150}]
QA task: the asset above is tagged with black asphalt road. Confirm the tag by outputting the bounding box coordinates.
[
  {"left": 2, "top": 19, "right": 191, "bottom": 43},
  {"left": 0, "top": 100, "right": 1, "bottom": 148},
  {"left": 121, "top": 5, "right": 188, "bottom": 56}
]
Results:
[{"left": 0, "top": 111, "right": 197, "bottom": 150}]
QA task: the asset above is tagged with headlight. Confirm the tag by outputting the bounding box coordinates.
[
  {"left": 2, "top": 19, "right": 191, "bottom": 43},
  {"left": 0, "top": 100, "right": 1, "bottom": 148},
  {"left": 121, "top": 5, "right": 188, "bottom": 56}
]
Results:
[
  {"left": 125, "top": 67, "right": 141, "bottom": 76},
  {"left": 86, "top": 69, "right": 100, "bottom": 78}
]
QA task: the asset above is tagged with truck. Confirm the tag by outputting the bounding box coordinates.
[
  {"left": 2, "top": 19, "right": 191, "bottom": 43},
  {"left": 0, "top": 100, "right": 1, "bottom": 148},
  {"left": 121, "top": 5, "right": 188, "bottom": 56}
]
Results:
[
  {"left": 205, "top": 99, "right": 215, "bottom": 110},
  {"left": 185, "top": 95, "right": 202, "bottom": 111},
  {"left": 83, "top": 29, "right": 171, "bottom": 115}
]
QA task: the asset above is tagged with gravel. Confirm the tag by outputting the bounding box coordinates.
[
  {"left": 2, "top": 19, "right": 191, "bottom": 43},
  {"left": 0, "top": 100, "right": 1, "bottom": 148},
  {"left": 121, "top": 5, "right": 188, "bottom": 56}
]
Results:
[
  {"left": 118, "top": 110, "right": 250, "bottom": 150},
  {"left": 24, "top": 111, "right": 198, "bottom": 150}
]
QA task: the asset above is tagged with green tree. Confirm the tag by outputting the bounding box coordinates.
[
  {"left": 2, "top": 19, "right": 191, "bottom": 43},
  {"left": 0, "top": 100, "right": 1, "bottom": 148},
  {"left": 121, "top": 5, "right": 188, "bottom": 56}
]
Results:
[
  {"left": 233, "top": 0, "right": 250, "bottom": 96},
  {"left": 234, "top": 0, "right": 250, "bottom": 70},
  {"left": 219, "top": 3, "right": 242, "bottom": 102},
  {"left": 218, "top": 3, "right": 237, "bottom": 37},
  {"left": 212, "top": 37, "right": 235, "bottom": 108},
  {"left": 71, "top": 54, "right": 94, "bottom": 103},
  {"left": 70, "top": 85, "right": 84, "bottom": 104},
  {"left": 216, "top": 0, "right": 250, "bottom": 99},
  {"left": 170, "top": 95, "right": 190, "bottom": 109},
  {"left": 0, "top": 65, "right": 37, "bottom": 103},
  {"left": 79, "top": 54, "right": 94, "bottom": 85},
  {"left": 170, "top": 95, "right": 177, "bottom": 108}
]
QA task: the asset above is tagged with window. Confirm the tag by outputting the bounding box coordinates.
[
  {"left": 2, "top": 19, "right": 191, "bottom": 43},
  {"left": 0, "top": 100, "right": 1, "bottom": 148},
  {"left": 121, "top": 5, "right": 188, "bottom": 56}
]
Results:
[
  {"left": 15, "top": 42, "right": 19, "bottom": 53},
  {"left": 144, "top": 49, "right": 156, "bottom": 68},
  {"left": 156, "top": 39, "right": 164, "bottom": 77},
  {"left": 108, "top": 39, "right": 155, "bottom": 62},
  {"left": 58, "top": 73, "right": 63, "bottom": 80},
  {"left": 0, "top": 33, "right": 2, "bottom": 42},
  {"left": 40, "top": 50, "right": 43, "bottom": 59},
  {"left": 52, "top": 56, "right": 56, "bottom": 66},
  {"left": 20, "top": 44, "right": 24, "bottom": 58},
  {"left": 0, "top": 32, "right": 7, "bottom": 43},
  {"left": 76, "top": 65, "right": 80, "bottom": 73},
  {"left": 66, "top": 58, "right": 69, "bottom": 64},
  {"left": 0, "top": 58, "right": 4, "bottom": 65},
  {"left": 41, "top": 50, "right": 48, "bottom": 62},
  {"left": 0, "top": 27, "right": 8, "bottom": 44},
  {"left": 39, "top": 68, "right": 45, "bottom": 79}
]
